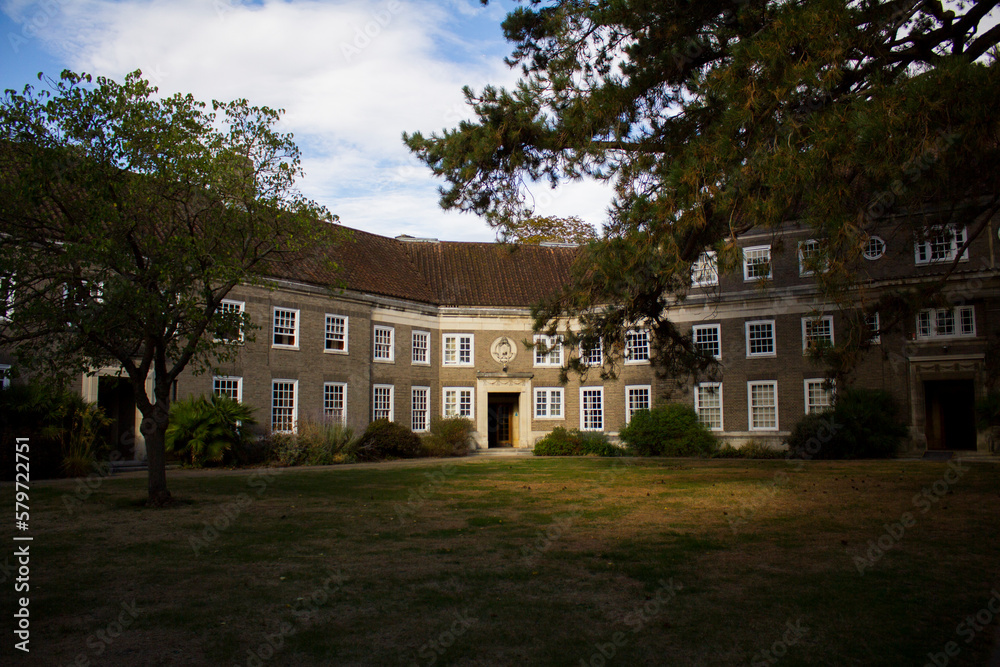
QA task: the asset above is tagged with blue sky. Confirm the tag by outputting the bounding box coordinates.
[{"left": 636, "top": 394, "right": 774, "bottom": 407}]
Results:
[{"left": 0, "top": 0, "right": 611, "bottom": 241}]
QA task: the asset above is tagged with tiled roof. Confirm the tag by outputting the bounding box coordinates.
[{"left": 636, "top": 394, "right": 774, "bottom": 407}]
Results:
[
  {"left": 280, "top": 224, "right": 580, "bottom": 308},
  {"left": 401, "top": 240, "right": 578, "bottom": 307}
]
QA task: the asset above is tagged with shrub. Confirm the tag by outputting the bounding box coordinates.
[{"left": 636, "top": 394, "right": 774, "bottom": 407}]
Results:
[
  {"left": 0, "top": 381, "right": 110, "bottom": 480},
  {"left": 421, "top": 417, "right": 474, "bottom": 457},
  {"left": 352, "top": 420, "right": 422, "bottom": 462},
  {"left": 60, "top": 398, "right": 112, "bottom": 477},
  {"left": 296, "top": 419, "right": 357, "bottom": 465},
  {"left": 976, "top": 391, "right": 1000, "bottom": 432},
  {"left": 786, "top": 388, "right": 907, "bottom": 459},
  {"left": 165, "top": 394, "right": 256, "bottom": 466},
  {"left": 267, "top": 431, "right": 308, "bottom": 467},
  {"left": 533, "top": 427, "right": 622, "bottom": 456},
  {"left": 619, "top": 404, "right": 717, "bottom": 457}
]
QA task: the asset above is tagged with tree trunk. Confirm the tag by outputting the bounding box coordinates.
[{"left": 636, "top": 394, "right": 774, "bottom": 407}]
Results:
[{"left": 141, "top": 398, "right": 172, "bottom": 506}]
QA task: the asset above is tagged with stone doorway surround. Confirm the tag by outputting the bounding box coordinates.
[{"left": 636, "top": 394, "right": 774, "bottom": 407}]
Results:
[
  {"left": 908, "top": 354, "right": 987, "bottom": 453},
  {"left": 475, "top": 372, "right": 533, "bottom": 450},
  {"left": 81, "top": 367, "right": 152, "bottom": 461}
]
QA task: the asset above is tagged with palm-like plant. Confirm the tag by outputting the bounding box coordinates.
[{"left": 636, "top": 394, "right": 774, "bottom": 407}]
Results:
[{"left": 166, "top": 394, "right": 256, "bottom": 466}]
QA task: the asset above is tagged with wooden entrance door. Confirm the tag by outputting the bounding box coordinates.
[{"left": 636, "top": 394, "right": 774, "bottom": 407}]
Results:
[
  {"left": 924, "top": 380, "right": 976, "bottom": 450},
  {"left": 487, "top": 393, "right": 519, "bottom": 448}
]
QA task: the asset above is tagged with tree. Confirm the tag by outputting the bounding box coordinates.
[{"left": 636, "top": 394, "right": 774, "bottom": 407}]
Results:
[
  {"left": 502, "top": 214, "right": 598, "bottom": 244},
  {"left": 0, "top": 70, "right": 339, "bottom": 504},
  {"left": 405, "top": 0, "right": 1000, "bottom": 379}
]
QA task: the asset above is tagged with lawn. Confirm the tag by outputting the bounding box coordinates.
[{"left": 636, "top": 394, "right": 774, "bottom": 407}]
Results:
[{"left": 3, "top": 457, "right": 999, "bottom": 666}]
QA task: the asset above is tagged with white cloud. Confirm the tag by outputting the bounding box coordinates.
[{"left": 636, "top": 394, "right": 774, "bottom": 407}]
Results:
[{"left": 6, "top": 0, "right": 615, "bottom": 241}]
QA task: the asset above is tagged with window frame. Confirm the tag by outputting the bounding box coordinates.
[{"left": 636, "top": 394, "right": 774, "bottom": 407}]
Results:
[
  {"left": 798, "top": 239, "right": 826, "bottom": 276},
  {"left": 411, "top": 330, "right": 430, "bottom": 365},
  {"left": 692, "top": 324, "right": 722, "bottom": 360},
  {"left": 442, "top": 387, "right": 475, "bottom": 418},
  {"left": 625, "top": 385, "right": 651, "bottom": 424},
  {"left": 271, "top": 307, "right": 300, "bottom": 350},
  {"left": 801, "top": 315, "right": 835, "bottom": 353},
  {"left": 694, "top": 382, "right": 723, "bottom": 431},
  {"left": 373, "top": 325, "right": 395, "bottom": 362},
  {"left": 323, "top": 382, "right": 347, "bottom": 425},
  {"left": 213, "top": 375, "right": 243, "bottom": 402},
  {"left": 914, "top": 225, "right": 969, "bottom": 265},
  {"left": 691, "top": 251, "right": 719, "bottom": 287},
  {"left": 804, "top": 379, "right": 835, "bottom": 415},
  {"left": 866, "top": 312, "right": 881, "bottom": 344},
  {"left": 411, "top": 386, "right": 430, "bottom": 432},
  {"left": 442, "top": 333, "right": 474, "bottom": 367},
  {"left": 533, "top": 387, "right": 565, "bottom": 420},
  {"left": 745, "top": 320, "right": 776, "bottom": 358},
  {"left": 580, "top": 386, "right": 604, "bottom": 431},
  {"left": 916, "top": 305, "right": 976, "bottom": 339},
  {"left": 216, "top": 299, "right": 245, "bottom": 343},
  {"left": 863, "top": 236, "right": 886, "bottom": 260},
  {"left": 0, "top": 364, "right": 9, "bottom": 389},
  {"left": 581, "top": 338, "right": 603, "bottom": 367},
  {"left": 747, "top": 380, "right": 779, "bottom": 432},
  {"left": 624, "top": 329, "right": 650, "bottom": 365},
  {"left": 271, "top": 379, "right": 298, "bottom": 434},
  {"left": 372, "top": 384, "right": 394, "bottom": 421},
  {"left": 0, "top": 274, "right": 14, "bottom": 322},
  {"left": 533, "top": 334, "right": 564, "bottom": 367},
  {"left": 743, "top": 245, "right": 772, "bottom": 281},
  {"left": 324, "top": 314, "right": 349, "bottom": 354}
]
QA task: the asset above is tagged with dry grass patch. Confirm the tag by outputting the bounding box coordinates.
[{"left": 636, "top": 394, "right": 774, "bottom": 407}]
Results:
[{"left": 2, "top": 458, "right": 998, "bottom": 666}]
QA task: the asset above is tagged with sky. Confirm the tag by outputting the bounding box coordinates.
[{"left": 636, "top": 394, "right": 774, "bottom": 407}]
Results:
[{"left": 0, "top": 0, "right": 613, "bottom": 242}]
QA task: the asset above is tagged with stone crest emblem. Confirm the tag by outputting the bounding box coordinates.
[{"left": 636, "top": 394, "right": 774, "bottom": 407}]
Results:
[{"left": 490, "top": 336, "right": 517, "bottom": 369}]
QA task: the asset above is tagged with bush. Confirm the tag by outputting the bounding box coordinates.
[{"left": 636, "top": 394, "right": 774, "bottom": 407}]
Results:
[
  {"left": 421, "top": 417, "right": 473, "bottom": 457},
  {"left": 352, "top": 420, "right": 422, "bottom": 462},
  {"left": 786, "top": 388, "right": 908, "bottom": 459},
  {"left": 619, "top": 404, "right": 717, "bottom": 457},
  {"left": 533, "top": 427, "right": 623, "bottom": 456},
  {"left": 165, "top": 394, "right": 256, "bottom": 466},
  {"left": 0, "top": 381, "right": 111, "bottom": 480},
  {"left": 296, "top": 419, "right": 357, "bottom": 465},
  {"left": 712, "top": 440, "right": 784, "bottom": 459}
]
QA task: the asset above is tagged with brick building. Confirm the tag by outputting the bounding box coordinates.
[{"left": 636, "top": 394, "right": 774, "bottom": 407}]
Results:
[{"left": 5, "top": 215, "right": 997, "bottom": 458}]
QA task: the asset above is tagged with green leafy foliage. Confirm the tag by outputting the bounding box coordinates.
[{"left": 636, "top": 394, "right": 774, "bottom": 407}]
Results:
[
  {"left": 0, "top": 69, "right": 339, "bottom": 503},
  {"left": 421, "top": 417, "right": 474, "bottom": 457},
  {"left": 406, "top": 1, "right": 1000, "bottom": 382},
  {"left": 165, "top": 394, "right": 256, "bottom": 467},
  {"left": 619, "top": 405, "right": 717, "bottom": 457},
  {"left": 787, "top": 388, "right": 908, "bottom": 460},
  {"left": 532, "top": 427, "right": 622, "bottom": 457},
  {"left": 353, "top": 420, "right": 422, "bottom": 462},
  {"left": 0, "top": 380, "right": 111, "bottom": 479}
]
